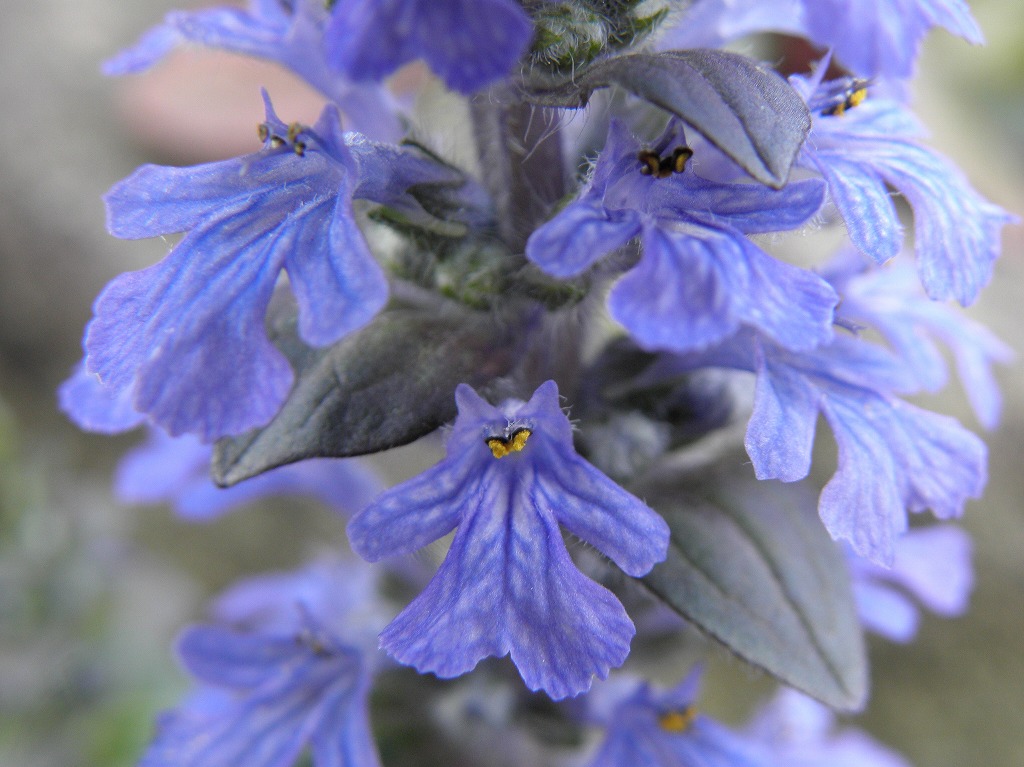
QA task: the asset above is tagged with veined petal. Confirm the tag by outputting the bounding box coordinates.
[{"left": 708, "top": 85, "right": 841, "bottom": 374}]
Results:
[
  {"left": 87, "top": 228, "right": 293, "bottom": 438},
  {"left": 870, "top": 141, "right": 1016, "bottom": 305},
  {"left": 803, "top": 97, "right": 1016, "bottom": 305},
  {"left": 310, "top": 674, "right": 382, "bottom": 767},
  {"left": 178, "top": 625, "right": 308, "bottom": 689},
  {"left": 91, "top": 100, "right": 391, "bottom": 439},
  {"left": 611, "top": 225, "right": 744, "bottom": 352},
  {"left": 745, "top": 351, "right": 820, "bottom": 482},
  {"left": 349, "top": 381, "right": 662, "bottom": 698},
  {"left": 146, "top": 631, "right": 363, "bottom": 767},
  {"left": 820, "top": 392, "right": 985, "bottom": 564},
  {"left": 609, "top": 224, "right": 835, "bottom": 353},
  {"left": 526, "top": 202, "right": 642, "bottom": 278},
  {"left": 882, "top": 400, "right": 987, "bottom": 519},
  {"left": 378, "top": 474, "right": 636, "bottom": 699},
  {"left": 282, "top": 191, "right": 388, "bottom": 346},
  {"left": 653, "top": 176, "right": 825, "bottom": 234},
  {"left": 537, "top": 450, "right": 668, "bottom": 576},
  {"left": 811, "top": 153, "right": 902, "bottom": 265},
  {"left": 346, "top": 459, "right": 478, "bottom": 561},
  {"left": 671, "top": 332, "right": 982, "bottom": 564}
]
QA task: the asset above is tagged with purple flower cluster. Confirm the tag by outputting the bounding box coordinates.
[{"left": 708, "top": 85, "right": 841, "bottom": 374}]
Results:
[{"left": 62, "top": 0, "right": 1013, "bottom": 764}]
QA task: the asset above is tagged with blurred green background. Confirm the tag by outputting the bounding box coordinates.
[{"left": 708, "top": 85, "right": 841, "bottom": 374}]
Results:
[{"left": 0, "top": 1, "right": 1022, "bottom": 765}]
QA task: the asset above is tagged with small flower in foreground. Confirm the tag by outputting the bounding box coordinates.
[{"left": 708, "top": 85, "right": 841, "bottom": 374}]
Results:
[
  {"left": 793, "top": 65, "right": 1016, "bottom": 306},
  {"left": 115, "top": 428, "right": 382, "bottom": 523},
  {"left": 141, "top": 559, "right": 387, "bottom": 767},
  {"left": 324, "top": 0, "right": 533, "bottom": 94},
  {"left": 102, "top": 0, "right": 401, "bottom": 140},
  {"left": 526, "top": 121, "right": 836, "bottom": 354},
  {"left": 746, "top": 687, "right": 912, "bottom": 767},
  {"left": 582, "top": 669, "right": 770, "bottom": 767},
  {"left": 86, "top": 92, "right": 455, "bottom": 441},
  {"left": 850, "top": 524, "right": 974, "bottom": 643},
  {"left": 347, "top": 380, "right": 669, "bottom": 699}
]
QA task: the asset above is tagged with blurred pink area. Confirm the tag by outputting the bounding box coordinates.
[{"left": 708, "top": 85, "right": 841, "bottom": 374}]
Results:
[
  {"left": 111, "top": 49, "right": 328, "bottom": 163},
  {"left": 110, "top": 47, "right": 430, "bottom": 164}
]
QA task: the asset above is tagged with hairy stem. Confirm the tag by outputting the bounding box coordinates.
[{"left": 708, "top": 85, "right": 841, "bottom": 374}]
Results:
[{"left": 470, "top": 95, "right": 566, "bottom": 253}]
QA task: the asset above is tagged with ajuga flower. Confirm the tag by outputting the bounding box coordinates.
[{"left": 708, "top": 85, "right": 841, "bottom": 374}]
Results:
[
  {"left": 81, "top": 92, "right": 455, "bottom": 440},
  {"left": 141, "top": 559, "right": 387, "bottom": 767},
  {"left": 526, "top": 120, "right": 836, "bottom": 354},
  {"left": 347, "top": 380, "right": 669, "bottom": 699}
]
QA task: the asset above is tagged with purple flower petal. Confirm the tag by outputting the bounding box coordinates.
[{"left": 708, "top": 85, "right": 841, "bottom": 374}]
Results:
[
  {"left": 324, "top": 0, "right": 532, "bottom": 93},
  {"left": 347, "top": 381, "right": 667, "bottom": 698}
]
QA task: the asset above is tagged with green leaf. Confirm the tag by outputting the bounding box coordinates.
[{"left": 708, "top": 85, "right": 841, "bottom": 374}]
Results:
[
  {"left": 522, "top": 49, "right": 810, "bottom": 188},
  {"left": 640, "top": 468, "right": 868, "bottom": 711},
  {"left": 211, "top": 303, "right": 519, "bottom": 486}
]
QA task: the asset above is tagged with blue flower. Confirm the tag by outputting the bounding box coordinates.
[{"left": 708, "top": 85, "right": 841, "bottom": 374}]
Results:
[
  {"left": 651, "top": 329, "right": 986, "bottom": 565},
  {"left": 85, "top": 93, "right": 453, "bottom": 441},
  {"left": 831, "top": 254, "right": 1013, "bottom": 429},
  {"left": 793, "top": 66, "right": 1016, "bottom": 306},
  {"left": 746, "top": 688, "right": 912, "bottom": 767},
  {"left": 115, "top": 428, "right": 382, "bottom": 522},
  {"left": 526, "top": 121, "right": 836, "bottom": 354},
  {"left": 141, "top": 559, "right": 387, "bottom": 767},
  {"left": 850, "top": 524, "right": 973, "bottom": 643},
  {"left": 323, "top": 0, "right": 533, "bottom": 94},
  {"left": 103, "top": 0, "right": 401, "bottom": 140},
  {"left": 659, "top": 0, "right": 983, "bottom": 80},
  {"left": 581, "top": 669, "right": 771, "bottom": 767},
  {"left": 347, "top": 380, "right": 669, "bottom": 699}
]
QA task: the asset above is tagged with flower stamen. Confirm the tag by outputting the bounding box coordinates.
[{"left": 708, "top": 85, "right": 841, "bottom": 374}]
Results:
[
  {"left": 658, "top": 705, "right": 698, "bottom": 733},
  {"left": 638, "top": 146, "right": 693, "bottom": 178},
  {"left": 486, "top": 427, "right": 532, "bottom": 458}
]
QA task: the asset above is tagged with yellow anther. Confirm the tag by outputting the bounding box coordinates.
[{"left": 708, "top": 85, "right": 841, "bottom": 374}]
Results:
[
  {"left": 848, "top": 87, "right": 868, "bottom": 110},
  {"left": 638, "top": 147, "right": 692, "bottom": 178},
  {"left": 638, "top": 150, "right": 661, "bottom": 176},
  {"left": 670, "top": 146, "right": 693, "bottom": 174},
  {"left": 658, "top": 706, "right": 697, "bottom": 733},
  {"left": 821, "top": 81, "right": 869, "bottom": 117},
  {"left": 486, "top": 428, "right": 532, "bottom": 458}
]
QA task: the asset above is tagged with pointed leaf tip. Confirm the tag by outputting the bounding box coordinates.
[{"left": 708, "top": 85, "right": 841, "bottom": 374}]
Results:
[{"left": 641, "top": 469, "right": 868, "bottom": 711}]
